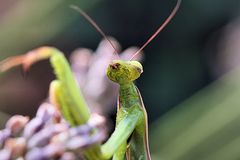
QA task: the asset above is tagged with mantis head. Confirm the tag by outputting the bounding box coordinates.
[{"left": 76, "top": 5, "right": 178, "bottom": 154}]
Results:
[
  {"left": 106, "top": 60, "right": 143, "bottom": 84},
  {"left": 72, "top": 0, "right": 181, "bottom": 83}
]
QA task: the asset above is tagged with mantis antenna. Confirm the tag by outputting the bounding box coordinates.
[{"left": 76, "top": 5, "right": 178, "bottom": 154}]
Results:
[
  {"left": 70, "top": 5, "right": 120, "bottom": 58},
  {"left": 130, "top": 0, "right": 182, "bottom": 60}
]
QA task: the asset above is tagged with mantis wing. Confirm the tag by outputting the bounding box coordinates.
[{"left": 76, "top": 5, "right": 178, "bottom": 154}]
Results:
[{"left": 126, "top": 87, "right": 151, "bottom": 160}]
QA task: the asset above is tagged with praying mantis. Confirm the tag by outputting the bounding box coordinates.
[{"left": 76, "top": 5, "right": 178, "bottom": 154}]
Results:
[{"left": 0, "top": 0, "right": 181, "bottom": 159}]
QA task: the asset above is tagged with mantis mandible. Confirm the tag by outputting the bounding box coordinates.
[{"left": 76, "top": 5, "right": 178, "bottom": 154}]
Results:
[{"left": 0, "top": 0, "right": 181, "bottom": 159}]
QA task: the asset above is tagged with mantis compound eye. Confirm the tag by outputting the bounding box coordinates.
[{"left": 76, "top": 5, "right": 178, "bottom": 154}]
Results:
[
  {"left": 136, "top": 67, "right": 143, "bottom": 74},
  {"left": 129, "top": 61, "right": 143, "bottom": 74},
  {"left": 110, "top": 63, "right": 120, "bottom": 70}
]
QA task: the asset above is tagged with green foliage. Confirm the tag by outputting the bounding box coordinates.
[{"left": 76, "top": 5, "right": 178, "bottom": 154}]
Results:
[
  {"left": 150, "top": 68, "right": 240, "bottom": 160},
  {"left": 0, "top": 0, "right": 99, "bottom": 57}
]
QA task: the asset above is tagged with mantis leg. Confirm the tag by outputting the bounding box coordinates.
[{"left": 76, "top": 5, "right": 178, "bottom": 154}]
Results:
[
  {"left": 113, "top": 141, "right": 127, "bottom": 160},
  {"left": 0, "top": 47, "right": 104, "bottom": 159},
  {"left": 101, "top": 107, "right": 142, "bottom": 159},
  {"left": 50, "top": 80, "right": 103, "bottom": 160},
  {"left": 49, "top": 80, "right": 76, "bottom": 125}
]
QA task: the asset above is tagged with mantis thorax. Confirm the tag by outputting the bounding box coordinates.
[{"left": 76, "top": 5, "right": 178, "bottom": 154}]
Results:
[{"left": 106, "top": 60, "right": 143, "bottom": 85}]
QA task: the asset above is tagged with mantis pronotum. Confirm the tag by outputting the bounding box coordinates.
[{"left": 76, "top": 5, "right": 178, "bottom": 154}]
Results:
[{"left": 0, "top": 0, "right": 181, "bottom": 159}]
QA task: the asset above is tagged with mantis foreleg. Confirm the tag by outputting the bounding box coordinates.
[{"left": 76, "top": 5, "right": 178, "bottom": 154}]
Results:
[
  {"left": 101, "top": 106, "right": 142, "bottom": 159},
  {"left": 0, "top": 47, "right": 103, "bottom": 160}
]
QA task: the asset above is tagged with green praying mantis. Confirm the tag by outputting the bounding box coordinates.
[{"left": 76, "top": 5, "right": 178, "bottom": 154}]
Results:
[{"left": 0, "top": 0, "right": 181, "bottom": 159}]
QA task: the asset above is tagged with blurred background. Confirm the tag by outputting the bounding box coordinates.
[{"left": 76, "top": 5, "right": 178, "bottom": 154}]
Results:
[{"left": 1, "top": 0, "right": 240, "bottom": 159}]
